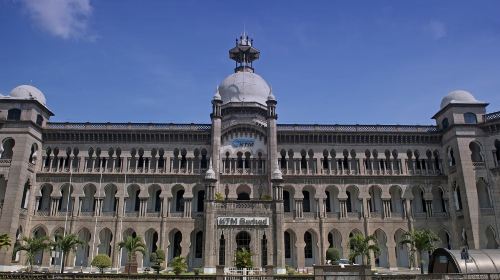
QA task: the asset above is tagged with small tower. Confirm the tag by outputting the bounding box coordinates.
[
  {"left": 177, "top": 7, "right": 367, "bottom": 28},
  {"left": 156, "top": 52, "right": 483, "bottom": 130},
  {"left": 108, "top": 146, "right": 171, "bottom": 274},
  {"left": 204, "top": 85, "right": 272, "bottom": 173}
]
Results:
[{"left": 229, "top": 32, "right": 260, "bottom": 73}]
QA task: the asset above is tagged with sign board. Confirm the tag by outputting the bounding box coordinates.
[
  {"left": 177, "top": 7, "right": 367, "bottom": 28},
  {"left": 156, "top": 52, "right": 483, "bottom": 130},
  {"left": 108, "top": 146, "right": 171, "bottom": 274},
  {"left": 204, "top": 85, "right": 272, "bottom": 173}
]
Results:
[
  {"left": 231, "top": 138, "right": 255, "bottom": 148},
  {"left": 217, "top": 217, "right": 269, "bottom": 226}
]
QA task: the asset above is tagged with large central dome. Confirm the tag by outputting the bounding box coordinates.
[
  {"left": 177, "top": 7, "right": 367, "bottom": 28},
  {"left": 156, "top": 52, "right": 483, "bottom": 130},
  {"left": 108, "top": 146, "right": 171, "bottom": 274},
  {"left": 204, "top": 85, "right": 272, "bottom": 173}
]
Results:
[
  {"left": 219, "top": 71, "right": 270, "bottom": 105},
  {"left": 217, "top": 33, "right": 271, "bottom": 106}
]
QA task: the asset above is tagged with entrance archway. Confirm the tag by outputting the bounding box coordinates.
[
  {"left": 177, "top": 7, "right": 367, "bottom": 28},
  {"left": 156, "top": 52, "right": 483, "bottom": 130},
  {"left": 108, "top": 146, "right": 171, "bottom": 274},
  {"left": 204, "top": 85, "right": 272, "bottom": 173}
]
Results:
[{"left": 236, "top": 231, "right": 251, "bottom": 251}]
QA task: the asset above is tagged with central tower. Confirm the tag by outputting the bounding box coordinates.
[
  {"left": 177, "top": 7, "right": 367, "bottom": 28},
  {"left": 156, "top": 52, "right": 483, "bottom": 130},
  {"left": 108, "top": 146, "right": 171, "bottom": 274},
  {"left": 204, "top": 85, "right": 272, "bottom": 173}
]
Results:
[{"left": 204, "top": 34, "right": 283, "bottom": 273}]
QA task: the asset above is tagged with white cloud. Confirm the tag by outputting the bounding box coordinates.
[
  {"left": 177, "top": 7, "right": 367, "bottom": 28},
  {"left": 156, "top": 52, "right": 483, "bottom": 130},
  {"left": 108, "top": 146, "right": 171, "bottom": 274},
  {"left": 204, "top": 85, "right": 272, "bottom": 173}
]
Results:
[
  {"left": 427, "top": 20, "right": 447, "bottom": 40},
  {"left": 21, "top": 0, "right": 93, "bottom": 39}
]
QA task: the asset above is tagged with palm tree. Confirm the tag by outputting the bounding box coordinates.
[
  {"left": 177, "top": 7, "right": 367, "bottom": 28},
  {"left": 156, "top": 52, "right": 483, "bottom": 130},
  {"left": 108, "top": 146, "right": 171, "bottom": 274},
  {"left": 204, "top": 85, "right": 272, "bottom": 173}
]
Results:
[
  {"left": 118, "top": 235, "right": 146, "bottom": 274},
  {"left": 348, "top": 233, "right": 380, "bottom": 266},
  {"left": 0, "top": 234, "right": 11, "bottom": 250},
  {"left": 52, "top": 233, "right": 84, "bottom": 273},
  {"left": 14, "top": 236, "right": 50, "bottom": 272},
  {"left": 399, "top": 229, "right": 440, "bottom": 274}
]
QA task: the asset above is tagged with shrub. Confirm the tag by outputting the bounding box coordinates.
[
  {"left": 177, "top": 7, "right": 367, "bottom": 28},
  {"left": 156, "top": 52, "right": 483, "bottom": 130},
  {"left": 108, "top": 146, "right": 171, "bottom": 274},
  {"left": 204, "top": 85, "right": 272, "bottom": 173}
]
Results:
[
  {"left": 150, "top": 249, "right": 165, "bottom": 274},
  {"left": 234, "top": 248, "right": 253, "bottom": 269},
  {"left": 326, "top": 247, "right": 340, "bottom": 263},
  {"left": 91, "top": 254, "right": 112, "bottom": 274},
  {"left": 215, "top": 192, "right": 224, "bottom": 201},
  {"left": 286, "top": 265, "right": 296, "bottom": 275},
  {"left": 170, "top": 256, "right": 187, "bottom": 275},
  {"left": 261, "top": 194, "right": 272, "bottom": 201}
]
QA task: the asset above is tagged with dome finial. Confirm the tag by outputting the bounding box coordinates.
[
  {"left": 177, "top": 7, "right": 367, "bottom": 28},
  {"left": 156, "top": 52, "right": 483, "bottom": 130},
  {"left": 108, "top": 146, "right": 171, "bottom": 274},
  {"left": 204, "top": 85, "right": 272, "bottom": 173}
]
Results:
[
  {"left": 213, "top": 85, "right": 221, "bottom": 101},
  {"left": 267, "top": 86, "right": 276, "bottom": 101},
  {"left": 229, "top": 32, "right": 260, "bottom": 73}
]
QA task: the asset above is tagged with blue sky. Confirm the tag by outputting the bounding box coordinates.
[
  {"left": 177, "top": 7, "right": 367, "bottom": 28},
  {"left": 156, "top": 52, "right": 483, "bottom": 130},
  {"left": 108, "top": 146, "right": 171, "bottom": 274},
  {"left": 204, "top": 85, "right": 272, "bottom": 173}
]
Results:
[{"left": 1, "top": 0, "right": 499, "bottom": 125}]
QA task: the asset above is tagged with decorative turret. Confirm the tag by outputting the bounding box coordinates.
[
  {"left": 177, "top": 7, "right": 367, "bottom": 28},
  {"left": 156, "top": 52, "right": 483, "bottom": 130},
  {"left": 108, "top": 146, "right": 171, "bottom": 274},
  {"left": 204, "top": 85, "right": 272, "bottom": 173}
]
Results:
[
  {"left": 266, "top": 87, "right": 277, "bottom": 119},
  {"left": 229, "top": 32, "right": 260, "bottom": 73},
  {"left": 211, "top": 86, "right": 222, "bottom": 118}
]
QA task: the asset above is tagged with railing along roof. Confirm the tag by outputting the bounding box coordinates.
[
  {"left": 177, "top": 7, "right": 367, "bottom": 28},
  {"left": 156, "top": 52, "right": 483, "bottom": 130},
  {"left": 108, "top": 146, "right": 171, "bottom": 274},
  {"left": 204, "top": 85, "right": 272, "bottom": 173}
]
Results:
[
  {"left": 485, "top": 110, "right": 500, "bottom": 122},
  {"left": 277, "top": 124, "right": 439, "bottom": 133},
  {"left": 46, "top": 122, "right": 211, "bottom": 131}
]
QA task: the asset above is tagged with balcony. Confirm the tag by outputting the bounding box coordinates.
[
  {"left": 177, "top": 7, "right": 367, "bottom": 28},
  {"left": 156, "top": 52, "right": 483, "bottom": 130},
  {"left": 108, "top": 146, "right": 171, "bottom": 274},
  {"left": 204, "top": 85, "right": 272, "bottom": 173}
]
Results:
[
  {"left": 215, "top": 200, "right": 273, "bottom": 215},
  {"left": 346, "top": 212, "right": 361, "bottom": 220}
]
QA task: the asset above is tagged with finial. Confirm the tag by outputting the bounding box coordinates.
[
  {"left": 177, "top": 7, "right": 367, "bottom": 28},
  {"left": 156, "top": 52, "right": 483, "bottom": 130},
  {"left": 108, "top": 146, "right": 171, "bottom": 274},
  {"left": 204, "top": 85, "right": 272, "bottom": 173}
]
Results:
[
  {"left": 267, "top": 86, "right": 276, "bottom": 102},
  {"left": 213, "top": 85, "right": 221, "bottom": 101},
  {"left": 205, "top": 158, "right": 216, "bottom": 181},
  {"left": 271, "top": 160, "right": 283, "bottom": 181}
]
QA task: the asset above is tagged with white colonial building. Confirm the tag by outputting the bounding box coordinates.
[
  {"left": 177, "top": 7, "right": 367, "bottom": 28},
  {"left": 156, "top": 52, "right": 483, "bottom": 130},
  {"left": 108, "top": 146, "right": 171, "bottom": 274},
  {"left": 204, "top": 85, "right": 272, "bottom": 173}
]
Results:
[{"left": 0, "top": 34, "right": 500, "bottom": 273}]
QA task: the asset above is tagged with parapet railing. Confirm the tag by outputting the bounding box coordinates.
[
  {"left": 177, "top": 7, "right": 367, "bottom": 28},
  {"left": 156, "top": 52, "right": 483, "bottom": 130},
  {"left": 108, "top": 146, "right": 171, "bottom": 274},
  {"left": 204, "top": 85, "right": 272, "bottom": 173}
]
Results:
[
  {"left": 278, "top": 124, "right": 440, "bottom": 133},
  {"left": 485, "top": 110, "right": 500, "bottom": 122},
  {"left": 46, "top": 122, "right": 211, "bottom": 131}
]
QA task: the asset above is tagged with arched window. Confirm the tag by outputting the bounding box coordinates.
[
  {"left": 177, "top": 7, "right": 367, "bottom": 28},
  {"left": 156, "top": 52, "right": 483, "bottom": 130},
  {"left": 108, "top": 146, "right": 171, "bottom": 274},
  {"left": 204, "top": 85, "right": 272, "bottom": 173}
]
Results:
[
  {"left": 20, "top": 181, "right": 30, "bottom": 209},
  {"left": 180, "top": 150, "right": 187, "bottom": 169},
  {"left": 237, "top": 192, "right": 250, "bottom": 200},
  {"left": 173, "top": 231, "right": 182, "bottom": 258},
  {"left": 134, "top": 190, "right": 140, "bottom": 211},
  {"left": 440, "top": 189, "right": 447, "bottom": 213},
  {"left": 261, "top": 234, "right": 268, "bottom": 266},
  {"left": 421, "top": 191, "right": 427, "bottom": 213},
  {"left": 197, "top": 190, "right": 205, "bottom": 212},
  {"left": 469, "top": 142, "right": 483, "bottom": 162},
  {"left": 464, "top": 112, "right": 477, "bottom": 124},
  {"left": 237, "top": 152, "right": 243, "bottom": 169},
  {"left": 36, "top": 114, "right": 43, "bottom": 126},
  {"left": 200, "top": 149, "right": 208, "bottom": 169},
  {"left": 300, "top": 155, "right": 307, "bottom": 170},
  {"left": 280, "top": 153, "right": 287, "bottom": 169},
  {"left": 1, "top": 138, "right": 15, "bottom": 159},
  {"left": 454, "top": 185, "right": 463, "bottom": 211},
  {"left": 175, "top": 190, "right": 185, "bottom": 212},
  {"left": 283, "top": 191, "right": 290, "bottom": 212},
  {"left": 304, "top": 232, "right": 313, "bottom": 259},
  {"left": 323, "top": 150, "right": 329, "bottom": 169},
  {"left": 195, "top": 231, "right": 203, "bottom": 258},
  {"left": 219, "top": 234, "right": 225, "bottom": 265},
  {"left": 325, "top": 191, "right": 331, "bottom": 212},
  {"left": 154, "top": 190, "right": 161, "bottom": 212},
  {"left": 448, "top": 147, "right": 456, "bottom": 167},
  {"left": 302, "top": 191, "right": 311, "bottom": 212},
  {"left": 236, "top": 231, "right": 250, "bottom": 251},
  {"left": 442, "top": 118, "right": 449, "bottom": 129},
  {"left": 7, "top": 109, "right": 21, "bottom": 121},
  {"left": 284, "top": 231, "right": 291, "bottom": 258},
  {"left": 495, "top": 140, "right": 500, "bottom": 165},
  {"left": 346, "top": 191, "right": 352, "bottom": 212}
]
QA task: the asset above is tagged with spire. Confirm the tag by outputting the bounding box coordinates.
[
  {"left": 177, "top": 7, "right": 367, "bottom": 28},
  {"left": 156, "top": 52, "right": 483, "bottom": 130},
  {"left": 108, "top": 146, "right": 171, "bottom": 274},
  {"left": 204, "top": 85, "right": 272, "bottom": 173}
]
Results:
[
  {"left": 229, "top": 32, "right": 260, "bottom": 73},
  {"left": 267, "top": 86, "right": 276, "bottom": 102},
  {"left": 213, "top": 85, "right": 221, "bottom": 101}
]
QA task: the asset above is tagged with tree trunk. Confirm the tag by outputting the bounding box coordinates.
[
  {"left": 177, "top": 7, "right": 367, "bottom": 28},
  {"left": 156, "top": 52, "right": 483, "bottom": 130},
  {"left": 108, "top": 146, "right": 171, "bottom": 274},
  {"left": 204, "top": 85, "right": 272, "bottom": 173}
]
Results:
[
  {"left": 61, "top": 253, "right": 66, "bottom": 273},
  {"left": 419, "top": 250, "right": 424, "bottom": 274}
]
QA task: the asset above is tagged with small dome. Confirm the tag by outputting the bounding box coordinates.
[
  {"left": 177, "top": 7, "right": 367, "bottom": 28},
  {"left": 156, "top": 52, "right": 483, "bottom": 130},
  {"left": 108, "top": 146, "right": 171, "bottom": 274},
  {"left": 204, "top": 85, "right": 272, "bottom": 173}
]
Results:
[
  {"left": 213, "top": 86, "right": 222, "bottom": 101},
  {"left": 267, "top": 88, "right": 276, "bottom": 102},
  {"left": 10, "top": 85, "right": 47, "bottom": 106},
  {"left": 218, "top": 71, "right": 270, "bottom": 105},
  {"left": 205, "top": 163, "right": 216, "bottom": 181},
  {"left": 440, "top": 90, "right": 479, "bottom": 109},
  {"left": 271, "top": 165, "right": 283, "bottom": 181}
]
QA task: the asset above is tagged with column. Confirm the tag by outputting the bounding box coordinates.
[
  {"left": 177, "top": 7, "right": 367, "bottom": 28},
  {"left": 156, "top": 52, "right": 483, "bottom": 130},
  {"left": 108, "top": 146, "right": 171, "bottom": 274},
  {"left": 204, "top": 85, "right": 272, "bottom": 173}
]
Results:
[
  {"left": 295, "top": 200, "right": 303, "bottom": 219},
  {"left": 339, "top": 200, "right": 347, "bottom": 218},
  {"left": 183, "top": 198, "right": 192, "bottom": 218},
  {"left": 296, "top": 242, "right": 305, "bottom": 270}
]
